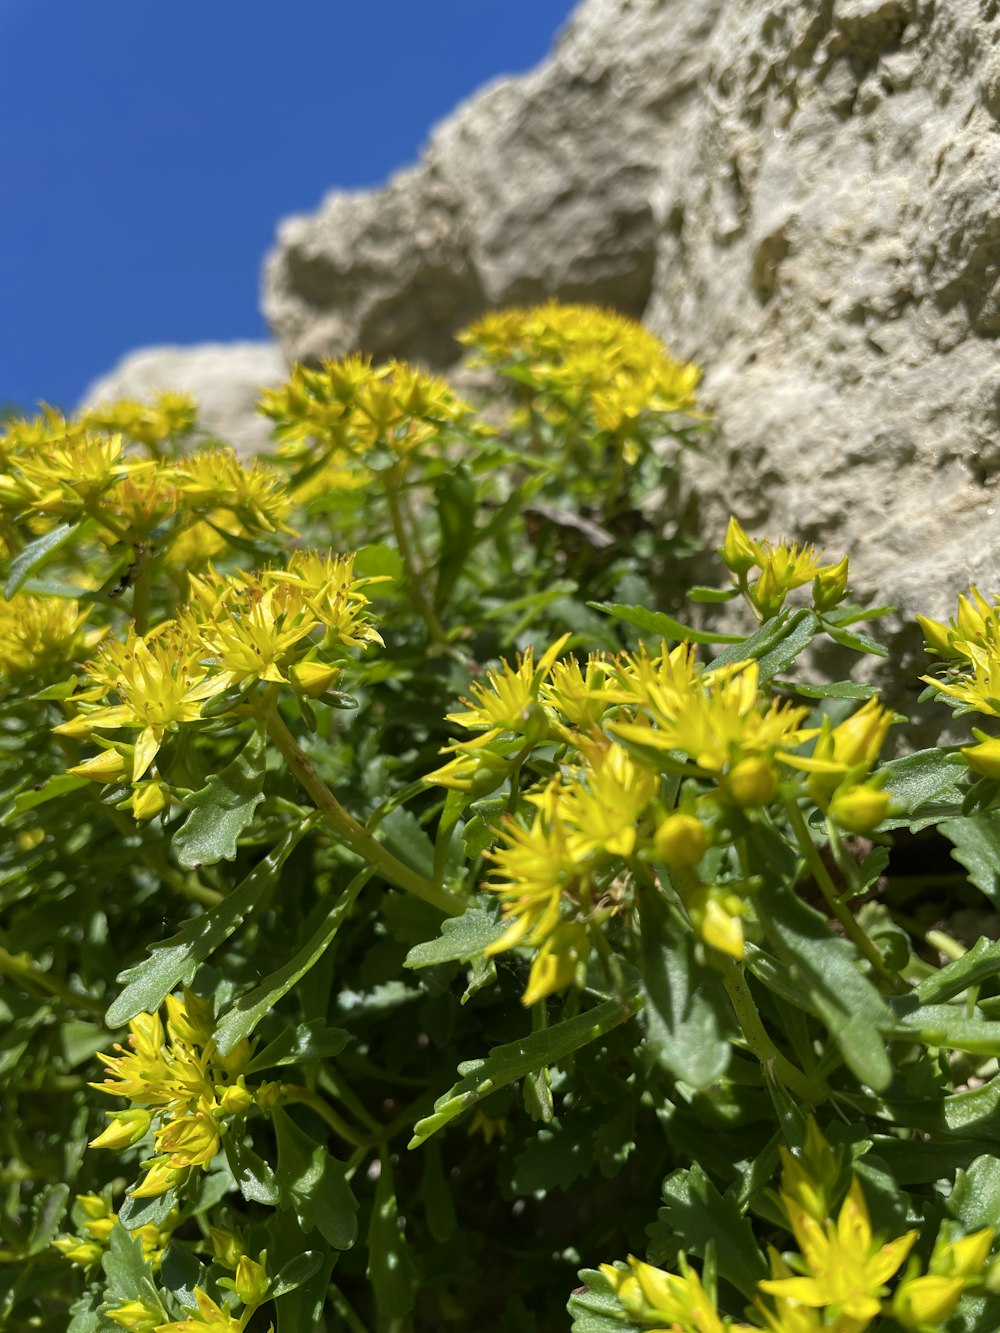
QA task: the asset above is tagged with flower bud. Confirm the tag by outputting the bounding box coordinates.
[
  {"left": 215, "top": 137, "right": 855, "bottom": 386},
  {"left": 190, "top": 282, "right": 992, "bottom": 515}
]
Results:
[
  {"left": 155, "top": 1113, "right": 220, "bottom": 1167},
  {"left": 234, "top": 1255, "right": 270, "bottom": 1305},
  {"left": 828, "top": 784, "right": 891, "bottom": 834},
  {"left": 723, "top": 756, "right": 778, "bottom": 808},
  {"left": 719, "top": 516, "right": 759, "bottom": 575},
  {"left": 288, "top": 660, "right": 341, "bottom": 697},
  {"left": 915, "top": 614, "right": 963, "bottom": 660},
  {"left": 931, "top": 1227, "right": 995, "bottom": 1279},
  {"left": 89, "top": 1109, "right": 152, "bottom": 1151},
  {"left": 654, "top": 812, "right": 708, "bottom": 866},
  {"left": 688, "top": 885, "right": 745, "bottom": 960},
  {"left": 749, "top": 561, "right": 786, "bottom": 621},
  {"left": 131, "top": 781, "right": 167, "bottom": 821},
  {"left": 68, "top": 748, "right": 128, "bottom": 783},
  {"left": 961, "top": 732, "right": 1000, "bottom": 780},
  {"left": 75, "top": 1193, "right": 113, "bottom": 1221},
  {"left": 52, "top": 1236, "right": 103, "bottom": 1267},
  {"left": 892, "top": 1274, "right": 964, "bottom": 1329},
  {"left": 812, "top": 555, "right": 850, "bottom": 612},
  {"left": 130, "top": 1157, "right": 186, "bottom": 1199},
  {"left": 254, "top": 1081, "right": 281, "bottom": 1112},
  {"left": 209, "top": 1226, "right": 245, "bottom": 1270},
  {"left": 218, "top": 1080, "right": 254, "bottom": 1116}
]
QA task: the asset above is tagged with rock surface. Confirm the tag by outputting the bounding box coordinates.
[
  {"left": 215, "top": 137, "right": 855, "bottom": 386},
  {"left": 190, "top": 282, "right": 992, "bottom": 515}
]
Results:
[
  {"left": 262, "top": 0, "right": 1000, "bottom": 680},
  {"left": 80, "top": 342, "right": 286, "bottom": 457}
]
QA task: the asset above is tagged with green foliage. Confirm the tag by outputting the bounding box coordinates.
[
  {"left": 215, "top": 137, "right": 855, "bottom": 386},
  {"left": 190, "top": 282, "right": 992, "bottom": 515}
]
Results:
[{"left": 2, "top": 304, "right": 1000, "bottom": 1333}]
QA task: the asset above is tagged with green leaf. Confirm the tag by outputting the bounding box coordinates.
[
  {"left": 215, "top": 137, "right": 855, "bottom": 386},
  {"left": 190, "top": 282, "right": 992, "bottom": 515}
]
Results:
[
  {"left": 890, "top": 1000, "right": 1000, "bottom": 1054},
  {"left": 687, "top": 585, "right": 740, "bottom": 603},
  {"left": 409, "top": 993, "right": 638, "bottom": 1147},
  {"left": 941, "top": 812, "right": 1000, "bottom": 908},
  {"left": 711, "top": 608, "right": 820, "bottom": 681},
  {"left": 775, "top": 679, "right": 880, "bottom": 700},
  {"left": 648, "top": 1165, "right": 767, "bottom": 1300},
  {"left": 434, "top": 464, "right": 478, "bottom": 610},
  {"left": 272, "top": 1106, "right": 358, "bottom": 1249},
  {"left": 269, "top": 1251, "right": 323, "bottom": 1300},
  {"left": 224, "top": 1137, "right": 280, "bottom": 1206},
  {"left": 172, "top": 729, "right": 267, "bottom": 869},
  {"left": 5, "top": 521, "right": 83, "bottom": 597},
  {"left": 404, "top": 906, "right": 507, "bottom": 969},
  {"left": 878, "top": 748, "right": 966, "bottom": 818},
  {"left": 754, "top": 877, "right": 892, "bottom": 1090},
  {"left": 823, "top": 622, "right": 889, "bottom": 657},
  {"left": 375, "top": 806, "right": 435, "bottom": 880},
  {"left": 106, "top": 825, "right": 307, "bottom": 1027},
  {"left": 366, "top": 1152, "right": 418, "bottom": 1322},
  {"left": 5, "top": 772, "right": 88, "bottom": 820},
  {"left": 637, "top": 882, "right": 730, "bottom": 1090},
  {"left": 916, "top": 938, "right": 1000, "bottom": 1006},
  {"left": 25, "top": 1183, "right": 69, "bottom": 1255},
  {"left": 101, "top": 1224, "right": 160, "bottom": 1309},
  {"left": 117, "top": 1190, "right": 177, "bottom": 1233},
  {"left": 158, "top": 1245, "right": 203, "bottom": 1308},
  {"left": 244, "top": 1019, "right": 349, "bottom": 1074},
  {"left": 588, "top": 601, "right": 743, "bottom": 644},
  {"left": 214, "top": 866, "right": 372, "bottom": 1055},
  {"left": 568, "top": 1268, "right": 641, "bottom": 1333},
  {"left": 950, "top": 1156, "right": 1000, "bottom": 1230}
]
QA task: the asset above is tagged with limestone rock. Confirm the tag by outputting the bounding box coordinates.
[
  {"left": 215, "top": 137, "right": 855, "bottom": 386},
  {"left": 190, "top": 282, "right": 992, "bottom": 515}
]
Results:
[
  {"left": 80, "top": 342, "right": 286, "bottom": 457},
  {"left": 263, "top": 0, "right": 725, "bottom": 368},
  {"left": 261, "top": 0, "right": 1000, "bottom": 707}
]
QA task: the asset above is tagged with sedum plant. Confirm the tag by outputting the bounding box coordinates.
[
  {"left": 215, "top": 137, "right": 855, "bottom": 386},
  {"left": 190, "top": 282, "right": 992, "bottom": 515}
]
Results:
[{"left": 1, "top": 304, "right": 1000, "bottom": 1333}]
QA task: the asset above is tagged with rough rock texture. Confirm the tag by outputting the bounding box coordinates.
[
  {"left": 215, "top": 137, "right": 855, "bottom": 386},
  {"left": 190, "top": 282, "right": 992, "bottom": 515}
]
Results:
[
  {"left": 263, "top": 0, "right": 724, "bottom": 367},
  {"left": 262, "top": 0, "right": 1000, "bottom": 702},
  {"left": 80, "top": 342, "right": 286, "bottom": 457}
]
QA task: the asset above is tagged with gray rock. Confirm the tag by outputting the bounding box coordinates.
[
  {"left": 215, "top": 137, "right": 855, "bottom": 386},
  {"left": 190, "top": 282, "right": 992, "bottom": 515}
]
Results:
[
  {"left": 80, "top": 342, "right": 287, "bottom": 457},
  {"left": 263, "top": 0, "right": 725, "bottom": 368},
  {"left": 261, "top": 0, "right": 1000, "bottom": 708}
]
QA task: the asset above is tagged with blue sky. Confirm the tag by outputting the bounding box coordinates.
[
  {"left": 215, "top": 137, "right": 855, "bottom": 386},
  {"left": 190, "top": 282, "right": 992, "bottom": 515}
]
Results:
[{"left": 0, "top": 0, "right": 578, "bottom": 411}]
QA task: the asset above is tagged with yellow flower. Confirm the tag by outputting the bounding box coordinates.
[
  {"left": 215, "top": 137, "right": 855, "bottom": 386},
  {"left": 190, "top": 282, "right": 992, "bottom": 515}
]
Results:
[
  {"left": 779, "top": 698, "right": 894, "bottom": 805},
  {"left": 684, "top": 883, "right": 745, "bottom": 959},
  {"left": 170, "top": 447, "right": 292, "bottom": 536},
  {"left": 612, "top": 654, "right": 813, "bottom": 788},
  {"left": 445, "top": 636, "right": 569, "bottom": 743},
  {"left": 0, "top": 593, "right": 92, "bottom": 685},
  {"left": 654, "top": 812, "right": 709, "bottom": 867},
  {"left": 827, "top": 784, "right": 891, "bottom": 834},
  {"left": 90, "top": 990, "right": 254, "bottom": 1195},
  {"left": 926, "top": 642, "right": 1000, "bottom": 720},
  {"left": 484, "top": 799, "right": 580, "bottom": 957},
  {"left": 265, "top": 549, "right": 384, "bottom": 650},
  {"left": 83, "top": 391, "right": 197, "bottom": 451},
  {"left": 0, "top": 428, "right": 151, "bottom": 521},
  {"left": 960, "top": 728, "right": 1000, "bottom": 778},
  {"left": 54, "top": 622, "right": 230, "bottom": 780},
  {"left": 154, "top": 1288, "right": 247, "bottom": 1333},
  {"left": 521, "top": 921, "right": 590, "bottom": 1007},
  {"left": 760, "top": 1178, "right": 917, "bottom": 1323},
  {"left": 599, "top": 1255, "right": 726, "bottom": 1333},
  {"left": 552, "top": 741, "right": 657, "bottom": 859}
]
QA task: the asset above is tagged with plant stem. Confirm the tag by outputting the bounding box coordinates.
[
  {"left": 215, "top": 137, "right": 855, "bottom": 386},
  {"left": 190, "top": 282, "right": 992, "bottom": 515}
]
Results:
[
  {"left": 719, "top": 958, "right": 827, "bottom": 1103},
  {"left": 279, "top": 1083, "right": 370, "bottom": 1149},
  {"left": 783, "top": 795, "right": 902, "bottom": 991},
  {"left": 384, "top": 466, "right": 448, "bottom": 645},
  {"left": 131, "top": 547, "right": 152, "bottom": 634},
  {"left": 266, "top": 708, "right": 465, "bottom": 916},
  {"left": 0, "top": 946, "right": 103, "bottom": 1014}
]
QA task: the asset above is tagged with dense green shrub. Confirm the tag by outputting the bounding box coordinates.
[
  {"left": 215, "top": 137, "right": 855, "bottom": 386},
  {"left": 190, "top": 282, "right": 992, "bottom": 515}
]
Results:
[{"left": 2, "top": 304, "right": 1000, "bottom": 1333}]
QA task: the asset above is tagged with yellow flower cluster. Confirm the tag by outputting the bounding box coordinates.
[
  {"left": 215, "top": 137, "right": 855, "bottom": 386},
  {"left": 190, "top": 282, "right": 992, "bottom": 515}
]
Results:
[
  {"left": 55, "top": 551, "right": 381, "bottom": 816},
  {"left": 89, "top": 989, "right": 267, "bottom": 1199},
  {"left": 599, "top": 1122, "right": 995, "bottom": 1333},
  {"left": 426, "top": 610, "right": 896, "bottom": 1001},
  {"left": 52, "top": 1193, "right": 177, "bottom": 1271},
  {"left": 460, "top": 302, "right": 701, "bottom": 443},
  {"left": 918, "top": 587, "right": 1000, "bottom": 780},
  {"left": 720, "top": 517, "right": 851, "bottom": 621},
  {"left": 0, "top": 401, "right": 290, "bottom": 570},
  {"left": 259, "top": 354, "right": 480, "bottom": 497},
  {"left": 0, "top": 593, "right": 94, "bottom": 686}
]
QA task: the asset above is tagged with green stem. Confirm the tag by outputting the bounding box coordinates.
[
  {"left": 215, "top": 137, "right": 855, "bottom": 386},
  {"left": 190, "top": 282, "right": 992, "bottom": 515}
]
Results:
[
  {"left": 131, "top": 547, "right": 153, "bottom": 634},
  {"left": 384, "top": 466, "right": 448, "bottom": 645},
  {"left": 0, "top": 946, "right": 103, "bottom": 1014},
  {"left": 266, "top": 708, "right": 464, "bottom": 916},
  {"left": 783, "top": 795, "right": 902, "bottom": 991},
  {"left": 719, "top": 958, "right": 827, "bottom": 1103},
  {"left": 280, "top": 1083, "right": 370, "bottom": 1149}
]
